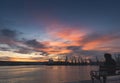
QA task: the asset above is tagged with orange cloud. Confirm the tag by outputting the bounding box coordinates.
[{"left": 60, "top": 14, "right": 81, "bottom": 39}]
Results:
[
  {"left": 10, "top": 57, "right": 35, "bottom": 62},
  {"left": 10, "top": 57, "right": 48, "bottom": 62},
  {"left": 48, "top": 41, "right": 80, "bottom": 47},
  {"left": 47, "top": 26, "right": 86, "bottom": 42},
  {"left": 82, "top": 40, "right": 102, "bottom": 50},
  {"left": 33, "top": 24, "right": 87, "bottom": 56},
  {"left": 82, "top": 34, "right": 120, "bottom": 51},
  {"left": 41, "top": 46, "right": 72, "bottom": 55}
]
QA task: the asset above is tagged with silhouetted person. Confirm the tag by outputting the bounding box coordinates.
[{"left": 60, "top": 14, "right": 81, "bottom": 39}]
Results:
[
  {"left": 104, "top": 53, "right": 116, "bottom": 74},
  {"left": 102, "top": 53, "right": 116, "bottom": 83}
]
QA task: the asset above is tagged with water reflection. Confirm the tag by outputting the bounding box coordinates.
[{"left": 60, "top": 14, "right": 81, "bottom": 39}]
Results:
[{"left": 0, "top": 66, "right": 98, "bottom": 83}]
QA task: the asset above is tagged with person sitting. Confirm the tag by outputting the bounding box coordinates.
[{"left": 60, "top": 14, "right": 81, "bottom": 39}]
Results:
[
  {"left": 100, "top": 53, "right": 116, "bottom": 83},
  {"left": 103, "top": 53, "right": 116, "bottom": 74}
]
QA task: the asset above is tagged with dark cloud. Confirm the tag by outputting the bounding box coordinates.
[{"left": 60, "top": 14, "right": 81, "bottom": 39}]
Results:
[
  {"left": 0, "top": 29, "right": 34, "bottom": 55},
  {"left": 0, "top": 56, "right": 11, "bottom": 61},
  {"left": 67, "top": 46, "right": 81, "bottom": 51},
  {"left": 40, "top": 51, "right": 48, "bottom": 56},
  {"left": 0, "top": 29, "right": 17, "bottom": 39},
  {"left": 65, "top": 45, "right": 105, "bottom": 60},
  {"left": 0, "top": 29, "right": 22, "bottom": 46},
  {"left": 14, "top": 47, "right": 32, "bottom": 54},
  {"left": 0, "top": 29, "right": 48, "bottom": 56},
  {"left": 0, "top": 29, "right": 21, "bottom": 52},
  {"left": 0, "top": 38, "right": 48, "bottom": 55},
  {"left": 17, "top": 39, "right": 49, "bottom": 55},
  {"left": 13, "top": 45, "right": 48, "bottom": 56},
  {"left": 0, "top": 47, "right": 10, "bottom": 51},
  {"left": 25, "top": 39, "right": 45, "bottom": 48}
]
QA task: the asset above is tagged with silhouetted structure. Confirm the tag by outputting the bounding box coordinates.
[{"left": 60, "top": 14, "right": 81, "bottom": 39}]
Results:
[
  {"left": 0, "top": 55, "right": 102, "bottom": 66},
  {"left": 48, "top": 58, "right": 54, "bottom": 65},
  {"left": 96, "top": 56, "right": 99, "bottom": 65},
  {"left": 115, "top": 53, "right": 120, "bottom": 65},
  {"left": 47, "top": 55, "right": 93, "bottom": 66},
  {"left": 78, "top": 57, "right": 81, "bottom": 64},
  {"left": 65, "top": 56, "right": 68, "bottom": 63}
]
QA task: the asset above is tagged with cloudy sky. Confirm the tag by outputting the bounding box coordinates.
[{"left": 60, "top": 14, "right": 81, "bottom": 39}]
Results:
[{"left": 0, "top": 0, "right": 120, "bottom": 62}]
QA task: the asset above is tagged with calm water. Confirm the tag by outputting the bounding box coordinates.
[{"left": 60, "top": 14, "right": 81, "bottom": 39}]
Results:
[{"left": 0, "top": 66, "right": 98, "bottom": 83}]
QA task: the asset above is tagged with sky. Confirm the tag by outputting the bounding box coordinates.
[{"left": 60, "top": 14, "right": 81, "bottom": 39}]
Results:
[{"left": 0, "top": 0, "right": 120, "bottom": 62}]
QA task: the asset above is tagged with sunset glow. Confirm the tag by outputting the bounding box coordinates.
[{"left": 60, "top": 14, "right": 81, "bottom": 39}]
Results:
[{"left": 0, "top": 0, "right": 120, "bottom": 62}]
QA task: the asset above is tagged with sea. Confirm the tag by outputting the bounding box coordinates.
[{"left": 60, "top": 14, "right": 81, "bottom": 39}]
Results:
[{"left": 0, "top": 66, "right": 103, "bottom": 83}]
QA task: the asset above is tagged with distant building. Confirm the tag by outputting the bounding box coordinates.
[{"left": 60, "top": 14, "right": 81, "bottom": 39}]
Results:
[
  {"left": 48, "top": 58, "right": 54, "bottom": 64},
  {"left": 65, "top": 56, "right": 68, "bottom": 63}
]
